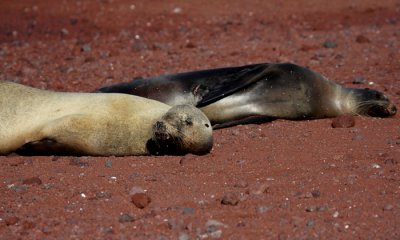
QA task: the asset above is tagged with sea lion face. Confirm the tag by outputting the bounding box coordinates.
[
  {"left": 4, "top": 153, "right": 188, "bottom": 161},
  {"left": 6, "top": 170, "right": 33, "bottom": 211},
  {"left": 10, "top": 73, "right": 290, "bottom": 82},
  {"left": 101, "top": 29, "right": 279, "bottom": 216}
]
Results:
[
  {"left": 351, "top": 88, "right": 397, "bottom": 117},
  {"left": 148, "top": 104, "right": 213, "bottom": 155}
]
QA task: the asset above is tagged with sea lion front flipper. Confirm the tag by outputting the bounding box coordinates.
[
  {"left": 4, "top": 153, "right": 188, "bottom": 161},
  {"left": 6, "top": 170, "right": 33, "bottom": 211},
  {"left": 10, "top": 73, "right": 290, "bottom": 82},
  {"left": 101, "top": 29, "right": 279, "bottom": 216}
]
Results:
[
  {"left": 212, "top": 116, "right": 275, "bottom": 129},
  {"left": 15, "top": 138, "right": 81, "bottom": 156},
  {"left": 195, "top": 64, "right": 270, "bottom": 107}
]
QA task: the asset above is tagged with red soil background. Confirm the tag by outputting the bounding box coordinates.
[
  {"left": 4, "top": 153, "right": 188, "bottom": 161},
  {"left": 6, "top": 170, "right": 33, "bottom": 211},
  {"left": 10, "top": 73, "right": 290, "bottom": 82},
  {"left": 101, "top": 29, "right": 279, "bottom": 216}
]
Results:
[{"left": 0, "top": 0, "right": 399, "bottom": 239}]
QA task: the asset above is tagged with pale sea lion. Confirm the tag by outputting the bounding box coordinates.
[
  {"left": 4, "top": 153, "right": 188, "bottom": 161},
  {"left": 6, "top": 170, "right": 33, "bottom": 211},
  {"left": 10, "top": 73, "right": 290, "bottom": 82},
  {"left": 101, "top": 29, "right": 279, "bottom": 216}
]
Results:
[
  {"left": 98, "top": 63, "right": 397, "bottom": 128},
  {"left": 0, "top": 81, "right": 212, "bottom": 156}
]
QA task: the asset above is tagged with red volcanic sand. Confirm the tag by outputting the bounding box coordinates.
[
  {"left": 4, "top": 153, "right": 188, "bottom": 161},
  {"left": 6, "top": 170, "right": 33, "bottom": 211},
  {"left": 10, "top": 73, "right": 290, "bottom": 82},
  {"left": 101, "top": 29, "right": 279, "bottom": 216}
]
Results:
[{"left": 0, "top": 1, "right": 399, "bottom": 239}]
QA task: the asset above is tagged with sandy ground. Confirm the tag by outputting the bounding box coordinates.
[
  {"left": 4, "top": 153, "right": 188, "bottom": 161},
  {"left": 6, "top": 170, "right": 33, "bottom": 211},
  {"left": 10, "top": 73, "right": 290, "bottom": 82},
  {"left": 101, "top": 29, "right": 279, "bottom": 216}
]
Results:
[{"left": 0, "top": 0, "right": 399, "bottom": 239}]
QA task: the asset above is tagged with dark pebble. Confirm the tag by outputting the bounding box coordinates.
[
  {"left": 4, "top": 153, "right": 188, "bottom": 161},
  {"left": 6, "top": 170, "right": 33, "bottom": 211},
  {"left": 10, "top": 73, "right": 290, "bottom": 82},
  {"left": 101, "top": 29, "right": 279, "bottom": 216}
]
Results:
[
  {"left": 22, "top": 177, "right": 42, "bottom": 185},
  {"left": 233, "top": 180, "right": 248, "bottom": 188},
  {"left": 81, "top": 43, "right": 91, "bottom": 52},
  {"left": 311, "top": 189, "right": 321, "bottom": 198},
  {"left": 182, "top": 207, "right": 195, "bottom": 215},
  {"left": 323, "top": 40, "right": 337, "bottom": 48},
  {"left": 306, "top": 220, "right": 315, "bottom": 227},
  {"left": 185, "top": 42, "right": 196, "bottom": 48},
  {"left": 105, "top": 160, "right": 113, "bottom": 168},
  {"left": 331, "top": 114, "right": 355, "bottom": 128},
  {"left": 131, "top": 193, "right": 151, "bottom": 209},
  {"left": 221, "top": 192, "right": 240, "bottom": 206},
  {"left": 352, "top": 76, "right": 367, "bottom": 84},
  {"left": 119, "top": 213, "right": 135, "bottom": 223},
  {"left": 96, "top": 191, "right": 112, "bottom": 199},
  {"left": 69, "top": 157, "right": 89, "bottom": 167},
  {"left": 167, "top": 218, "right": 184, "bottom": 230},
  {"left": 355, "top": 35, "right": 370, "bottom": 43},
  {"left": 383, "top": 204, "right": 393, "bottom": 211},
  {"left": 10, "top": 185, "right": 27, "bottom": 193},
  {"left": 256, "top": 205, "right": 273, "bottom": 213}
]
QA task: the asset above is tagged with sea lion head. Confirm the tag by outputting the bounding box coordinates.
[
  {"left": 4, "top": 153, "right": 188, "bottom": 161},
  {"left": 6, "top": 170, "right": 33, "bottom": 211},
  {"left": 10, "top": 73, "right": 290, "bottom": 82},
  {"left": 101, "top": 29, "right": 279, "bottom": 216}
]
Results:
[
  {"left": 147, "top": 104, "right": 213, "bottom": 155},
  {"left": 348, "top": 88, "right": 397, "bottom": 117}
]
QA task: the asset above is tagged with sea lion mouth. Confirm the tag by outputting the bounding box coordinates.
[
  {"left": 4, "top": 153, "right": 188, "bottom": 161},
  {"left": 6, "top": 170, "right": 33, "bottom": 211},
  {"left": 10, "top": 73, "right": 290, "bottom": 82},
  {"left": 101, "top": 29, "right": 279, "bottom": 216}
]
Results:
[
  {"left": 148, "top": 121, "right": 185, "bottom": 155},
  {"left": 153, "top": 121, "right": 171, "bottom": 140}
]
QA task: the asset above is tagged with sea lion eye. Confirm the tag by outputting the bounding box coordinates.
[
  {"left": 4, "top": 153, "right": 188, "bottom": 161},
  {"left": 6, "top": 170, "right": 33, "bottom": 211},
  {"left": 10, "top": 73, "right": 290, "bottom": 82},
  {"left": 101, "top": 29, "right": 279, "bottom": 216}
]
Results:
[{"left": 185, "top": 118, "right": 193, "bottom": 126}]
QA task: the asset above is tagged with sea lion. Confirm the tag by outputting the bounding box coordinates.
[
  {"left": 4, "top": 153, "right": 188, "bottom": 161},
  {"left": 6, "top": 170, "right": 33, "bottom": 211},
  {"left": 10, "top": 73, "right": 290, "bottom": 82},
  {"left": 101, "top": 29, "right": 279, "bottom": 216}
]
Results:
[
  {"left": 0, "top": 81, "right": 212, "bottom": 156},
  {"left": 97, "top": 62, "right": 397, "bottom": 128}
]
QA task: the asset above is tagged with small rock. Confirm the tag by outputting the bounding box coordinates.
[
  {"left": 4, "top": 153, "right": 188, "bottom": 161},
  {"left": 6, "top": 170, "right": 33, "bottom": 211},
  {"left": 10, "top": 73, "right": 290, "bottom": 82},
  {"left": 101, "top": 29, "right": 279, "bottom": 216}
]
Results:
[
  {"left": 311, "top": 189, "right": 321, "bottom": 198},
  {"left": 205, "top": 220, "right": 226, "bottom": 228},
  {"left": 256, "top": 205, "right": 273, "bottom": 213},
  {"left": 323, "top": 40, "right": 337, "bottom": 48},
  {"left": 5, "top": 216, "right": 19, "bottom": 226},
  {"left": 221, "top": 193, "right": 239, "bottom": 206},
  {"left": 105, "top": 160, "right": 112, "bottom": 168},
  {"left": 129, "top": 186, "right": 145, "bottom": 195},
  {"left": 119, "top": 213, "right": 135, "bottom": 223},
  {"left": 81, "top": 43, "right": 91, "bottom": 52},
  {"left": 205, "top": 220, "right": 226, "bottom": 237},
  {"left": 41, "top": 183, "right": 55, "bottom": 190},
  {"left": 355, "top": 35, "right": 370, "bottom": 43},
  {"left": 332, "top": 211, "right": 339, "bottom": 218},
  {"left": 383, "top": 204, "right": 393, "bottom": 211},
  {"left": 185, "top": 42, "right": 196, "bottom": 48},
  {"left": 371, "top": 163, "right": 381, "bottom": 169},
  {"left": 60, "top": 28, "right": 69, "bottom": 36},
  {"left": 233, "top": 180, "right": 248, "bottom": 188},
  {"left": 305, "top": 206, "right": 317, "bottom": 212},
  {"left": 10, "top": 185, "right": 27, "bottom": 193},
  {"left": 331, "top": 114, "right": 355, "bottom": 128},
  {"left": 167, "top": 218, "right": 184, "bottom": 230},
  {"left": 96, "top": 191, "right": 112, "bottom": 199},
  {"left": 131, "top": 193, "right": 151, "bottom": 209},
  {"left": 172, "top": 7, "right": 182, "bottom": 14},
  {"left": 179, "top": 233, "right": 190, "bottom": 240},
  {"left": 69, "top": 157, "right": 89, "bottom": 167},
  {"left": 306, "top": 220, "right": 315, "bottom": 227},
  {"left": 352, "top": 76, "right": 367, "bottom": 84},
  {"left": 22, "top": 177, "right": 42, "bottom": 185},
  {"left": 182, "top": 207, "right": 195, "bottom": 215}
]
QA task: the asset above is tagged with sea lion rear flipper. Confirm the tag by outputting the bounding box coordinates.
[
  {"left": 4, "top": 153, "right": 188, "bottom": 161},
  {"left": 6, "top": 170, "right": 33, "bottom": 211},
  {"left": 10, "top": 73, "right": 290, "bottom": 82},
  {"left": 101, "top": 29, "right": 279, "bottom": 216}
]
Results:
[{"left": 195, "top": 64, "right": 270, "bottom": 107}]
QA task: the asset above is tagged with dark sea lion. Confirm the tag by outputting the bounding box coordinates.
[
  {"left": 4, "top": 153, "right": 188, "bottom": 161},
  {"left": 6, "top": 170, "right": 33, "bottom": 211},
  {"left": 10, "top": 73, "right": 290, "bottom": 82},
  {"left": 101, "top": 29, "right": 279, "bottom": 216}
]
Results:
[
  {"left": 0, "top": 81, "right": 212, "bottom": 156},
  {"left": 97, "top": 63, "right": 397, "bottom": 128}
]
